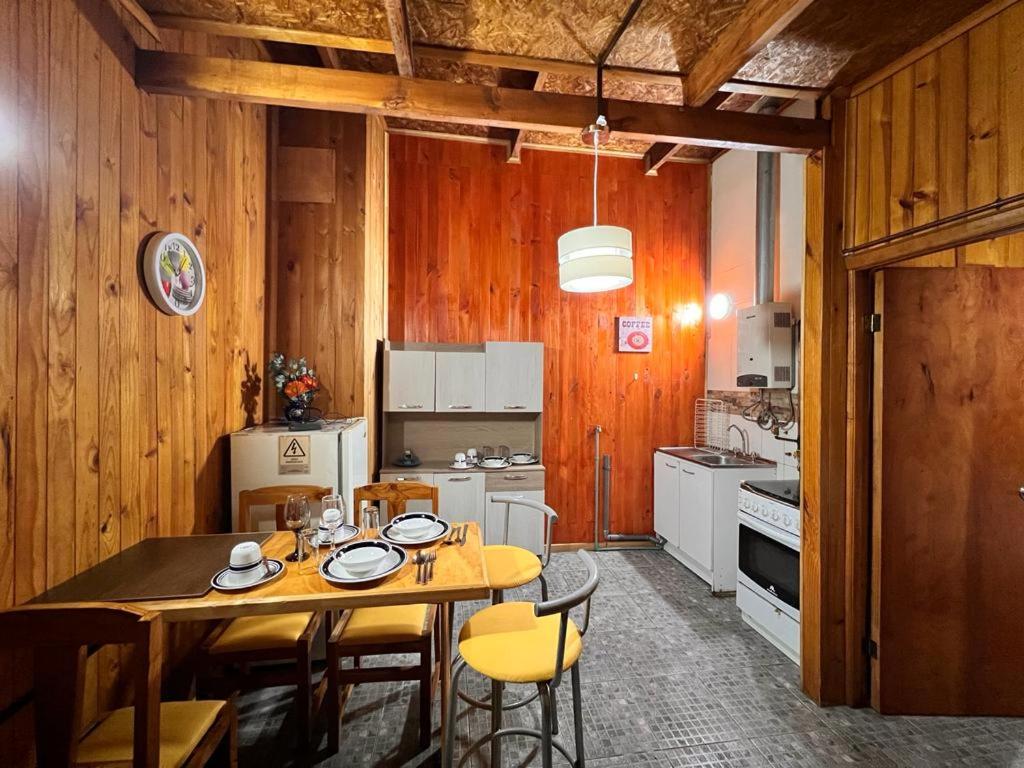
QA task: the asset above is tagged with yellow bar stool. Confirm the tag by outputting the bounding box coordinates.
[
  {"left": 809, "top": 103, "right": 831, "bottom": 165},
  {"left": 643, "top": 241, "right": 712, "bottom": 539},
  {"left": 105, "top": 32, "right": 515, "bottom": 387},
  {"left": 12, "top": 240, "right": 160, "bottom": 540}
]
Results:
[
  {"left": 444, "top": 550, "right": 599, "bottom": 768},
  {"left": 485, "top": 495, "right": 558, "bottom": 604}
]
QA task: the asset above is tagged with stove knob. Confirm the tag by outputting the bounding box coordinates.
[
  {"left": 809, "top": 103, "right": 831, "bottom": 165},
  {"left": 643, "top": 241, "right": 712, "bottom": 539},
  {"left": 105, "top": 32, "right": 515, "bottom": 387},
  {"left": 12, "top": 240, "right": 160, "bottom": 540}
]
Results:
[
  {"left": 783, "top": 515, "right": 791, "bottom": 527},
  {"left": 761, "top": 507, "right": 769, "bottom": 519},
  {"left": 771, "top": 511, "right": 779, "bottom": 522}
]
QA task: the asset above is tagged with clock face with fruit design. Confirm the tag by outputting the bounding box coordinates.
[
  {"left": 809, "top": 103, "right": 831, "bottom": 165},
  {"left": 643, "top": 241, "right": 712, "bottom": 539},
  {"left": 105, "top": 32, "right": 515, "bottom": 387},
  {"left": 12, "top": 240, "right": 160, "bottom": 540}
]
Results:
[{"left": 143, "top": 232, "right": 206, "bottom": 316}]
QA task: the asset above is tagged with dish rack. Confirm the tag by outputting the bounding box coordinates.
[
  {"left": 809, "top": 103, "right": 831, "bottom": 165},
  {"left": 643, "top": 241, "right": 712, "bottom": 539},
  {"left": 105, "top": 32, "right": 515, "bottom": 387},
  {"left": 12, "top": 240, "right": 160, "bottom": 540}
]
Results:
[{"left": 694, "top": 398, "right": 728, "bottom": 453}]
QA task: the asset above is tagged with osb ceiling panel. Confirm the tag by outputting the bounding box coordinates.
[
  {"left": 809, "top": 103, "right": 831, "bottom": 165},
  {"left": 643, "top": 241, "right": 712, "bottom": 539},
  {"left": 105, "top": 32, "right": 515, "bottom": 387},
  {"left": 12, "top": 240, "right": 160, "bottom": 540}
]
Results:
[
  {"left": 737, "top": 0, "right": 992, "bottom": 87},
  {"left": 141, "top": 0, "right": 388, "bottom": 38},
  {"left": 539, "top": 73, "right": 684, "bottom": 105},
  {"left": 522, "top": 130, "right": 651, "bottom": 155},
  {"left": 407, "top": 0, "right": 629, "bottom": 63},
  {"left": 605, "top": 0, "right": 748, "bottom": 72},
  {"left": 387, "top": 118, "right": 491, "bottom": 138}
]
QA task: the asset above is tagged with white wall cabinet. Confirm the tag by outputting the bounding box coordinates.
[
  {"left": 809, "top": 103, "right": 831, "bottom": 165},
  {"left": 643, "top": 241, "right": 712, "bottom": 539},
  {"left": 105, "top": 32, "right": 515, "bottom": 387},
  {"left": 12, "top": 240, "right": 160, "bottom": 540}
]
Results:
[
  {"left": 435, "top": 472, "right": 487, "bottom": 530},
  {"left": 484, "top": 342, "right": 543, "bottom": 412},
  {"left": 435, "top": 352, "right": 486, "bottom": 412},
  {"left": 384, "top": 350, "right": 436, "bottom": 412},
  {"left": 652, "top": 450, "right": 775, "bottom": 592}
]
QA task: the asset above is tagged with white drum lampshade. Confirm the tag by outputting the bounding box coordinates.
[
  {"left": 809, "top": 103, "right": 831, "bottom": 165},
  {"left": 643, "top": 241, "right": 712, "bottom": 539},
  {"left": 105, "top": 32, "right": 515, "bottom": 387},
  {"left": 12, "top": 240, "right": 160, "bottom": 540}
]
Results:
[{"left": 558, "top": 225, "right": 634, "bottom": 293}]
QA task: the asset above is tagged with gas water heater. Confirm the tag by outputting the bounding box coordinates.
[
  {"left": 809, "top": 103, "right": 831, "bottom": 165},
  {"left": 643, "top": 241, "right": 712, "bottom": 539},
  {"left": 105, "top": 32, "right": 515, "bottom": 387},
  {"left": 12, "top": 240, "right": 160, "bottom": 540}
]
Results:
[{"left": 736, "top": 302, "right": 794, "bottom": 388}]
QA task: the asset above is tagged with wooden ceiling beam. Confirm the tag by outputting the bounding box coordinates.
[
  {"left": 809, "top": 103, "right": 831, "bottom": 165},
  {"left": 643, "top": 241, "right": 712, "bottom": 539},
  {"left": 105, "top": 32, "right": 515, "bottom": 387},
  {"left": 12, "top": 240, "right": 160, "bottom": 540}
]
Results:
[
  {"left": 643, "top": 143, "right": 681, "bottom": 175},
  {"left": 136, "top": 51, "right": 829, "bottom": 152},
  {"left": 382, "top": 0, "right": 415, "bottom": 77},
  {"left": 317, "top": 46, "right": 342, "bottom": 69},
  {"left": 684, "top": 0, "right": 818, "bottom": 106},
  {"left": 112, "top": 0, "right": 162, "bottom": 44},
  {"left": 506, "top": 72, "right": 547, "bottom": 163},
  {"left": 149, "top": 14, "right": 822, "bottom": 100}
]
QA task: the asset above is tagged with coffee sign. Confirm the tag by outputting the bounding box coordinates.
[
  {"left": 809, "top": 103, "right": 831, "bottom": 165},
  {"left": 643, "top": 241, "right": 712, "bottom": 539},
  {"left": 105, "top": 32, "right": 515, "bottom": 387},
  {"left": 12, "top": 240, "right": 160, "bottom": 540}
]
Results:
[{"left": 617, "top": 316, "right": 653, "bottom": 353}]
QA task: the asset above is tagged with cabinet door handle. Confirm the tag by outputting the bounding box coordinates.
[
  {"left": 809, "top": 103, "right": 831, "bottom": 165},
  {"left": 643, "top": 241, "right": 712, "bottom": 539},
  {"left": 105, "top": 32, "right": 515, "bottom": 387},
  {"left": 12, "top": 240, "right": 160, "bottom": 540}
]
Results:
[
  {"left": 395, "top": 476, "right": 422, "bottom": 482},
  {"left": 664, "top": 462, "right": 678, "bottom": 469},
  {"left": 447, "top": 476, "right": 472, "bottom": 483},
  {"left": 447, "top": 404, "right": 473, "bottom": 409},
  {"left": 398, "top": 404, "right": 423, "bottom": 409},
  {"left": 503, "top": 404, "right": 526, "bottom": 410},
  {"left": 504, "top": 474, "right": 528, "bottom": 480},
  {"left": 681, "top": 468, "right": 695, "bottom": 475}
]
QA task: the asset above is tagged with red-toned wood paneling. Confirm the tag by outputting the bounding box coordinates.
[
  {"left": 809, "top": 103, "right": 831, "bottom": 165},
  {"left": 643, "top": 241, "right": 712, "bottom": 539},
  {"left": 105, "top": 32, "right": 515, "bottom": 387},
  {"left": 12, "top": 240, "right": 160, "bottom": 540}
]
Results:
[{"left": 388, "top": 136, "right": 708, "bottom": 543}]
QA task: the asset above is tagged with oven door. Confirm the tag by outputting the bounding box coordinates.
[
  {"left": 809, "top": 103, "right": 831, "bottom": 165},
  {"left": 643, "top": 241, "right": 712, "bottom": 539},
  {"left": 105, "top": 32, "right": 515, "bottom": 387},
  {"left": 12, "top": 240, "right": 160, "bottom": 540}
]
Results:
[{"left": 737, "top": 512, "right": 800, "bottom": 620}]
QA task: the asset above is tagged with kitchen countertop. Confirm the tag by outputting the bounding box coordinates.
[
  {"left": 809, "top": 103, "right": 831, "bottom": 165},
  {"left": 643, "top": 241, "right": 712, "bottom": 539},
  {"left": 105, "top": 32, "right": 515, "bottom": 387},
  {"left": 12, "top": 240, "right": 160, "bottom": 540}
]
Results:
[
  {"left": 657, "top": 446, "right": 776, "bottom": 469},
  {"left": 383, "top": 460, "right": 546, "bottom": 473}
]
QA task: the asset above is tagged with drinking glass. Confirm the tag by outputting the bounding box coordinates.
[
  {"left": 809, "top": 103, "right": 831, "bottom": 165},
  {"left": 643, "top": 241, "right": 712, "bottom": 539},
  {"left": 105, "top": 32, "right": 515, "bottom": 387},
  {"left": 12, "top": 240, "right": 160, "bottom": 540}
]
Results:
[
  {"left": 300, "top": 527, "right": 322, "bottom": 574},
  {"left": 321, "top": 493, "right": 346, "bottom": 540},
  {"left": 284, "top": 494, "right": 311, "bottom": 562}
]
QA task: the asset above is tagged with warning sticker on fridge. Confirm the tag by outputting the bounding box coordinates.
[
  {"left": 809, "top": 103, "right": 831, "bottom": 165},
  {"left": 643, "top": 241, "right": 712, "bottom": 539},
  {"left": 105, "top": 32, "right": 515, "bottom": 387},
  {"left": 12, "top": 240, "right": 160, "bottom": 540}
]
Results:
[
  {"left": 279, "top": 435, "right": 311, "bottom": 475},
  {"left": 617, "top": 316, "right": 653, "bottom": 353}
]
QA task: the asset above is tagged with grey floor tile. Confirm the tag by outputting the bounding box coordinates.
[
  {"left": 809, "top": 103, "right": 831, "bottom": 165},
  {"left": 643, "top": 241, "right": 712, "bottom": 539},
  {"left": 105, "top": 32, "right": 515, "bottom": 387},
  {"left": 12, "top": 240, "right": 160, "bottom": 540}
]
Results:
[{"left": 232, "top": 549, "right": 1024, "bottom": 767}]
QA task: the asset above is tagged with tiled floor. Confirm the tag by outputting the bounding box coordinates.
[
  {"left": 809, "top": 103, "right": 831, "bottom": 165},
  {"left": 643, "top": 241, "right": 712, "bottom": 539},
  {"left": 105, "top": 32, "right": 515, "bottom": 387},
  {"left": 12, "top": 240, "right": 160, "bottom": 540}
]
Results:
[{"left": 237, "top": 549, "right": 1024, "bottom": 766}]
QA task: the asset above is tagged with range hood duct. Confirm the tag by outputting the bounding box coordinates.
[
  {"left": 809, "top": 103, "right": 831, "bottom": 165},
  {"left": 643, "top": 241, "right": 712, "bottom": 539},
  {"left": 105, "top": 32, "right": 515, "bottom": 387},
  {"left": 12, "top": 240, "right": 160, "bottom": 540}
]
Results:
[{"left": 754, "top": 151, "right": 779, "bottom": 305}]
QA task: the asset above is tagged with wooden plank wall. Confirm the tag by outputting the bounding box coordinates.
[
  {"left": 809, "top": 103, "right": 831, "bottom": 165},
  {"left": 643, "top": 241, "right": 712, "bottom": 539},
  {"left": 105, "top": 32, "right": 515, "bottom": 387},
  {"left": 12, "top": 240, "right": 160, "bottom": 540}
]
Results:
[
  {"left": 267, "top": 110, "right": 388, "bottom": 473},
  {"left": 0, "top": 1, "right": 267, "bottom": 761},
  {"left": 845, "top": 0, "right": 1024, "bottom": 264},
  {"left": 387, "top": 136, "right": 708, "bottom": 544}
]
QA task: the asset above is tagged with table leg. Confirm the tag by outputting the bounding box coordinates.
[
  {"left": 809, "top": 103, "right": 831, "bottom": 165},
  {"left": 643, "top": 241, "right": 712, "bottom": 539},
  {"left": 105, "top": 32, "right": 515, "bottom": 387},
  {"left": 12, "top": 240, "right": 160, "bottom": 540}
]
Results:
[{"left": 439, "top": 602, "right": 452, "bottom": 730}]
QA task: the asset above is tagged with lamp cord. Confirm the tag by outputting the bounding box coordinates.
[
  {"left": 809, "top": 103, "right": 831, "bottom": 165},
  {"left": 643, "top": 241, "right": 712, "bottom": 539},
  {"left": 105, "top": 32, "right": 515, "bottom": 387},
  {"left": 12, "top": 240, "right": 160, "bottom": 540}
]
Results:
[{"left": 592, "top": 126, "right": 599, "bottom": 227}]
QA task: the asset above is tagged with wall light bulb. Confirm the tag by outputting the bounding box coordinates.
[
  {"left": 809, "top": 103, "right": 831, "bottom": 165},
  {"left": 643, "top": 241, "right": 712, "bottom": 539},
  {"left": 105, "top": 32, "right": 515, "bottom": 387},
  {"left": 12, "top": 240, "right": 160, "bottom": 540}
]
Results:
[{"left": 708, "top": 292, "right": 733, "bottom": 320}]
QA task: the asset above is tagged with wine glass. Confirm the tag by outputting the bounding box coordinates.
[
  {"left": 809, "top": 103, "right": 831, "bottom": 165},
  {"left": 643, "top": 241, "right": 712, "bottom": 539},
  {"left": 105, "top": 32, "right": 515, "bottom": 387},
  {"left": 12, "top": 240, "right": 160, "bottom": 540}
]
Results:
[
  {"left": 284, "top": 494, "right": 311, "bottom": 562},
  {"left": 321, "top": 493, "right": 345, "bottom": 545}
]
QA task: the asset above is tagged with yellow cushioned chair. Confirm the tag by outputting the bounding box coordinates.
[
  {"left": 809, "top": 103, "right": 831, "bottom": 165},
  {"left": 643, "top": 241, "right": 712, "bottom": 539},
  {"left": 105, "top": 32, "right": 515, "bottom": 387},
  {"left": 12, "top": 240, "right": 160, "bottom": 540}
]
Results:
[
  {"left": 198, "top": 485, "right": 332, "bottom": 750},
  {"left": 324, "top": 481, "right": 441, "bottom": 754},
  {"left": 483, "top": 496, "right": 558, "bottom": 603},
  {"left": 0, "top": 603, "right": 236, "bottom": 768},
  {"left": 444, "top": 550, "right": 599, "bottom": 768}
]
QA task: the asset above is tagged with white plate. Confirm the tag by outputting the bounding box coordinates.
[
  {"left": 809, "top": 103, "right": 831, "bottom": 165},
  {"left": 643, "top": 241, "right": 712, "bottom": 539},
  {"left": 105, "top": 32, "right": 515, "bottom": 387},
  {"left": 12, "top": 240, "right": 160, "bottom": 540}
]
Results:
[
  {"left": 320, "top": 541, "right": 408, "bottom": 585},
  {"left": 380, "top": 517, "right": 451, "bottom": 546},
  {"left": 211, "top": 559, "right": 285, "bottom": 592},
  {"left": 448, "top": 462, "right": 471, "bottom": 470},
  {"left": 509, "top": 454, "right": 537, "bottom": 465},
  {"left": 478, "top": 459, "right": 511, "bottom": 469},
  {"left": 316, "top": 523, "right": 361, "bottom": 547}
]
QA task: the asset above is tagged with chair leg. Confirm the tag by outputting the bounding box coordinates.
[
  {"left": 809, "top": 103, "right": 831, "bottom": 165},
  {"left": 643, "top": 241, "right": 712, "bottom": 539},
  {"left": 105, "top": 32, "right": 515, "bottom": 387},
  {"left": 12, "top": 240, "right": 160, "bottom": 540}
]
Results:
[
  {"left": 571, "top": 663, "right": 585, "bottom": 768},
  {"left": 443, "top": 659, "right": 469, "bottom": 768},
  {"left": 538, "top": 682, "right": 553, "bottom": 768},
  {"left": 296, "top": 642, "right": 312, "bottom": 750},
  {"left": 551, "top": 685, "right": 559, "bottom": 735},
  {"left": 492, "top": 589, "right": 504, "bottom": 605},
  {"left": 326, "top": 641, "right": 340, "bottom": 754},
  {"left": 228, "top": 706, "right": 239, "bottom": 768},
  {"left": 490, "top": 679, "right": 504, "bottom": 767},
  {"left": 418, "top": 645, "right": 432, "bottom": 751}
]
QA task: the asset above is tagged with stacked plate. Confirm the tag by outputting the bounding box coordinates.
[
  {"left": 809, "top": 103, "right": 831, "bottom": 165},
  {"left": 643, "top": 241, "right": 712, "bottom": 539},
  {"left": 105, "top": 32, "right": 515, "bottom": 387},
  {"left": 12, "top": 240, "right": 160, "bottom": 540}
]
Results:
[
  {"left": 320, "top": 540, "right": 408, "bottom": 585},
  {"left": 380, "top": 513, "right": 451, "bottom": 546},
  {"left": 316, "top": 522, "right": 360, "bottom": 547}
]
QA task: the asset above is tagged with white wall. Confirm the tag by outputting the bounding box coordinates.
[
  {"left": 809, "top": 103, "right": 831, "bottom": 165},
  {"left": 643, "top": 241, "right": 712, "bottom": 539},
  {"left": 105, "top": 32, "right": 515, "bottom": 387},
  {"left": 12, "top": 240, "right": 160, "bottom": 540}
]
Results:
[{"left": 706, "top": 115, "right": 807, "bottom": 478}]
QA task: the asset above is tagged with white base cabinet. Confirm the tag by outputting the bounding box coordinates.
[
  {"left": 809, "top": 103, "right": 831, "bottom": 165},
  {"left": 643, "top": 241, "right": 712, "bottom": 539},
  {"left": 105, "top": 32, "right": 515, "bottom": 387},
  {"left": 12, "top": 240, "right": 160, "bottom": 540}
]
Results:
[
  {"left": 653, "top": 451, "right": 775, "bottom": 593},
  {"left": 435, "top": 472, "right": 487, "bottom": 530}
]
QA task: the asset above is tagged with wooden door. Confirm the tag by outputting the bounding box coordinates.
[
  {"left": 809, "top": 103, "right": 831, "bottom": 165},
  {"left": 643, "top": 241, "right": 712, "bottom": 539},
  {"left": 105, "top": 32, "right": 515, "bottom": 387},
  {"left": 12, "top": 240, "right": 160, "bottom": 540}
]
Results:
[
  {"left": 384, "top": 350, "right": 435, "bottom": 411},
  {"left": 435, "top": 352, "right": 486, "bottom": 412},
  {"left": 653, "top": 454, "right": 681, "bottom": 548},
  {"left": 871, "top": 266, "right": 1024, "bottom": 715},
  {"left": 485, "top": 342, "right": 543, "bottom": 412}
]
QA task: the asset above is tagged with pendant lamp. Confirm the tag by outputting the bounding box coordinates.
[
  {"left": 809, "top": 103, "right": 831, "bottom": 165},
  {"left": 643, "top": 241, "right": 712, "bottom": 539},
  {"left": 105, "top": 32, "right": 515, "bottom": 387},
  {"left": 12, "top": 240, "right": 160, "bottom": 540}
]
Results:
[{"left": 558, "top": 116, "right": 634, "bottom": 293}]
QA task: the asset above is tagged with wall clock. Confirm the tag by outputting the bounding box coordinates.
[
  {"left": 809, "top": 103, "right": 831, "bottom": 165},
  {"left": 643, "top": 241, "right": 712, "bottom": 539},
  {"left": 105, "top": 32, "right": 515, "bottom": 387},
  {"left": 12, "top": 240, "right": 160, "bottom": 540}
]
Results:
[{"left": 143, "top": 231, "right": 206, "bottom": 316}]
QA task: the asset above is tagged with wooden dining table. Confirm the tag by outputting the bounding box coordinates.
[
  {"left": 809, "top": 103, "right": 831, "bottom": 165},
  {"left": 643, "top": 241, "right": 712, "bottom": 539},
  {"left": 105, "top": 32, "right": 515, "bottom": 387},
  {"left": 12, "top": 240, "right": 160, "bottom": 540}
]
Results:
[{"left": 30, "top": 523, "right": 491, "bottom": 745}]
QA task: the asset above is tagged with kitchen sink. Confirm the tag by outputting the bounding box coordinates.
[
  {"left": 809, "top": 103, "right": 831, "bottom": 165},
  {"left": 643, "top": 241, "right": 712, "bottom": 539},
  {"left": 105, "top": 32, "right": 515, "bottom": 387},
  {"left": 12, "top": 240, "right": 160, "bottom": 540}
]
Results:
[{"left": 658, "top": 446, "right": 775, "bottom": 469}]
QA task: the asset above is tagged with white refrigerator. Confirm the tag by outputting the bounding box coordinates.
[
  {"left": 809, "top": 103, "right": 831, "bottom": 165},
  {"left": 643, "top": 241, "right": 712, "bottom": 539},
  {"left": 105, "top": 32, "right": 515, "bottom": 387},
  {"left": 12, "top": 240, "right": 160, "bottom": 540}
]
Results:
[{"left": 229, "top": 418, "right": 368, "bottom": 531}]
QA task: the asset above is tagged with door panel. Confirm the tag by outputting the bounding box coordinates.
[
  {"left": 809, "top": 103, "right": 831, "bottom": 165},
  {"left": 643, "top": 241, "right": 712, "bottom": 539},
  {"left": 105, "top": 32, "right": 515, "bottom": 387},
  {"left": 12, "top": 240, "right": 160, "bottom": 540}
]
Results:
[
  {"left": 654, "top": 455, "right": 680, "bottom": 548},
  {"left": 435, "top": 351, "right": 485, "bottom": 411},
  {"left": 678, "top": 464, "right": 712, "bottom": 571},
  {"left": 872, "top": 266, "right": 1024, "bottom": 715}
]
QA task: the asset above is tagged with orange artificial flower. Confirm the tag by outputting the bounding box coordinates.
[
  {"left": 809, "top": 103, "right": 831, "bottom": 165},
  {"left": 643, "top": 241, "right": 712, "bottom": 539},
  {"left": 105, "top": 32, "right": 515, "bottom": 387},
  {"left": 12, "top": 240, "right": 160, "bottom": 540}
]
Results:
[{"left": 283, "top": 380, "right": 309, "bottom": 399}]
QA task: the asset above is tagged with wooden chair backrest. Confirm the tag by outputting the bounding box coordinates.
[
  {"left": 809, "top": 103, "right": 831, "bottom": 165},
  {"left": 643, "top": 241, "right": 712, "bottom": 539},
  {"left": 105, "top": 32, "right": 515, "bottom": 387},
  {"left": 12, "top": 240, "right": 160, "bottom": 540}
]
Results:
[
  {"left": 237, "top": 484, "right": 334, "bottom": 532},
  {"left": 0, "top": 602, "right": 163, "bottom": 767},
  {"left": 353, "top": 482, "right": 439, "bottom": 522}
]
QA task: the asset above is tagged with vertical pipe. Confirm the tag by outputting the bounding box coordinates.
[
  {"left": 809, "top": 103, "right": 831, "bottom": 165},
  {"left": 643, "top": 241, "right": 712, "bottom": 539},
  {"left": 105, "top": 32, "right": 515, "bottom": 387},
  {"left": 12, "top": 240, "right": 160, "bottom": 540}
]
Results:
[
  {"left": 755, "top": 151, "right": 779, "bottom": 305},
  {"left": 601, "top": 454, "right": 612, "bottom": 538},
  {"left": 593, "top": 426, "right": 602, "bottom": 551}
]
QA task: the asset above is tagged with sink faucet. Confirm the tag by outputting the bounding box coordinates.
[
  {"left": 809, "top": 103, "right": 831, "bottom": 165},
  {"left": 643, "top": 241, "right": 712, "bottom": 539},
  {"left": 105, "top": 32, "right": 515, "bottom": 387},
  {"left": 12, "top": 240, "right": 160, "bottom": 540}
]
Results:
[{"left": 728, "top": 424, "right": 750, "bottom": 457}]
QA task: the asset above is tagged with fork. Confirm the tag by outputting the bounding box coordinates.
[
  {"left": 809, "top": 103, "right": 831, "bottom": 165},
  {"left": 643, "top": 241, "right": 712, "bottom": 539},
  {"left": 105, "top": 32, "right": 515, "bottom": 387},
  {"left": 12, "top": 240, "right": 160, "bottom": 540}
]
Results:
[
  {"left": 443, "top": 525, "right": 463, "bottom": 545},
  {"left": 425, "top": 550, "right": 437, "bottom": 583}
]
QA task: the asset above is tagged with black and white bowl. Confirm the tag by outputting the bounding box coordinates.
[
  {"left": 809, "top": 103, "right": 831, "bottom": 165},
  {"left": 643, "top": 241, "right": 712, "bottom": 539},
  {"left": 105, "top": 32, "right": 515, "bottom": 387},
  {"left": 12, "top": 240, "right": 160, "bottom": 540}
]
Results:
[{"left": 320, "top": 540, "right": 408, "bottom": 585}]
